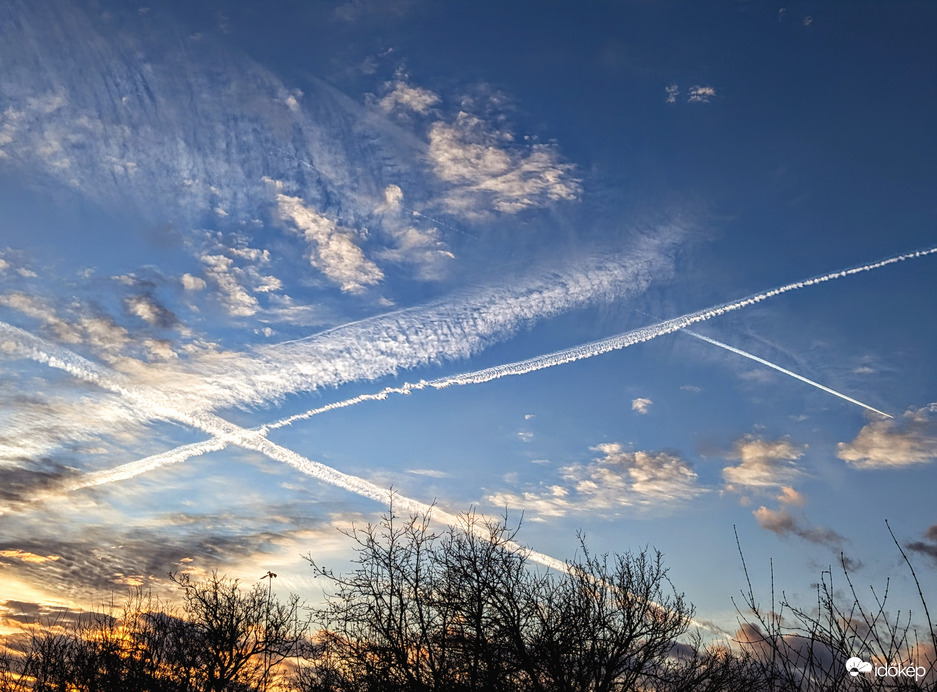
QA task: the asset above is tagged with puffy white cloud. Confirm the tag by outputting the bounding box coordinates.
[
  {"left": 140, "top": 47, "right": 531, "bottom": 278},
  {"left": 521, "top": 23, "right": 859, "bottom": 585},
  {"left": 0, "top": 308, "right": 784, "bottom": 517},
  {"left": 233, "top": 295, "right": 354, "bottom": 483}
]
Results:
[
  {"left": 488, "top": 442, "right": 704, "bottom": 519},
  {"left": 665, "top": 84, "right": 679, "bottom": 103},
  {"left": 379, "top": 184, "right": 404, "bottom": 211},
  {"left": 837, "top": 403, "right": 937, "bottom": 468},
  {"left": 181, "top": 273, "right": 207, "bottom": 292},
  {"left": 631, "top": 397, "right": 653, "bottom": 414},
  {"left": 271, "top": 184, "right": 383, "bottom": 292},
  {"left": 427, "top": 111, "right": 580, "bottom": 218},
  {"left": 722, "top": 435, "right": 804, "bottom": 490}
]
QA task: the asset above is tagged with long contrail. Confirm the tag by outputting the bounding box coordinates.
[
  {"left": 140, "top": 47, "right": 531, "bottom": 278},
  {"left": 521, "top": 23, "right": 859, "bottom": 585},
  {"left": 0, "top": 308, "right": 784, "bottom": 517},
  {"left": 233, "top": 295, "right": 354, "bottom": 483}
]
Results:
[
  {"left": 683, "top": 330, "right": 893, "bottom": 418},
  {"left": 3, "top": 245, "right": 935, "bottom": 582},
  {"left": 0, "top": 320, "right": 570, "bottom": 576},
  {"left": 65, "top": 244, "right": 935, "bottom": 489}
]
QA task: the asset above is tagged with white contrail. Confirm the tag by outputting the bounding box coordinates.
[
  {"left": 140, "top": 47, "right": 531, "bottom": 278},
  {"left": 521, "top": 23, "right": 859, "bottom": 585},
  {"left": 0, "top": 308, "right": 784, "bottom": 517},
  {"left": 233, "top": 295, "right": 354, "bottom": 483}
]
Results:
[
  {"left": 0, "top": 321, "right": 570, "bottom": 574},
  {"left": 57, "top": 244, "right": 937, "bottom": 485},
  {"left": 2, "top": 245, "right": 935, "bottom": 609},
  {"left": 683, "top": 330, "right": 893, "bottom": 418}
]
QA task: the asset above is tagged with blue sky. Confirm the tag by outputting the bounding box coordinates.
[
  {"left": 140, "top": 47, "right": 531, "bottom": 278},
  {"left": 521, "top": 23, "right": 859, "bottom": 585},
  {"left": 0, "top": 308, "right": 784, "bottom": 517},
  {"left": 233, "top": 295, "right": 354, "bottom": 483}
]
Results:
[{"left": 0, "top": 0, "right": 935, "bottom": 638}]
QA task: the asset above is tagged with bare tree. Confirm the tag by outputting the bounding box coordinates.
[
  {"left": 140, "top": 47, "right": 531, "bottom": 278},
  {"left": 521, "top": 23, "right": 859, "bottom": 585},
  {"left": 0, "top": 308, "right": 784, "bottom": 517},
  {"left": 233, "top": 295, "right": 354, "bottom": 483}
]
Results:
[
  {"left": 733, "top": 524, "right": 937, "bottom": 691},
  {"left": 168, "top": 571, "right": 309, "bottom": 692},
  {"left": 299, "top": 504, "right": 699, "bottom": 692}
]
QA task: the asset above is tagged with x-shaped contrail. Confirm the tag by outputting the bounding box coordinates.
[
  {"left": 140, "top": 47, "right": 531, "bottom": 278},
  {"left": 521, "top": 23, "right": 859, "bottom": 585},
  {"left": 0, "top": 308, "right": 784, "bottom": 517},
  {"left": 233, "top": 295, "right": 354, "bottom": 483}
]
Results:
[{"left": 3, "top": 245, "right": 935, "bottom": 636}]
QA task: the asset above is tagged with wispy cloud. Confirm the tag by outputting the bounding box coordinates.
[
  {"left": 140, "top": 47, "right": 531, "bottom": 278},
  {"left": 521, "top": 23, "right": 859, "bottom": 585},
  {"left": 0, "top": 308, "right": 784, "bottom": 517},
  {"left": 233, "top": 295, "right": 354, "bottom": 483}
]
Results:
[
  {"left": 837, "top": 403, "right": 937, "bottom": 468},
  {"left": 44, "top": 244, "right": 936, "bottom": 495}
]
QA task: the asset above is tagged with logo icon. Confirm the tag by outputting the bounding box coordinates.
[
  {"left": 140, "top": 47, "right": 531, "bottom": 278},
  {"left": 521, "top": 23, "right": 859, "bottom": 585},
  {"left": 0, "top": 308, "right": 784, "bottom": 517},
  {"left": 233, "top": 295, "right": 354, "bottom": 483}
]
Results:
[{"left": 846, "top": 657, "right": 873, "bottom": 677}]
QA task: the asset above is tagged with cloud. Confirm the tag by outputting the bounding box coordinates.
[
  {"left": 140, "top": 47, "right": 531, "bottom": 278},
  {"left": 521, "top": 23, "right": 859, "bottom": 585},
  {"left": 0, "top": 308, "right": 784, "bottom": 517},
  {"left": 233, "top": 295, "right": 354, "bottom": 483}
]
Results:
[
  {"left": 1, "top": 233, "right": 681, "bottom": 486},
  {"left": 753, "top": 506, "right": 846, "bottom": 549},
  {"left": 427, "top": 111, "right": 580, "bottom": 217},
  {"left": 723, "top": 435, "right": 804, "bottom": 490},
  {"left": 271, "top": 181, "right": 383, "bottom": 292},
  {"left": 837, "top": 403, "right": 937, "bottom": 468},
  {"left": 405, "top": 468, "right": 449, "bottom": 478},
  {"left": 125, "top": 294, "right": 177, "bottom": 328},
  {"left": 194, "top": 232, "right": 286, "bottom": 316},
  {"left": 0, "top": 549, "right": 61, "bottom": 564},
  {"left": 631, "top": 397, "right": 653, "bottom": 414},
  {"left": 777, "top": 486, "right": 804, "bottom": 506},
  {"left": 0, "top": 506, "right": 345, "bottom": 602},
  {"left": 687, "top": 86, "right": 716, "bottom": 103},
  {"left": 735, "top": 622, "right": 837, "bottom": 674},
  {"left": 379, "top": 79, "right": 440, "bottom": 115},
  {"left": 906, "top": 524, "right": 937, "bottom": 563},
  {"left": 0, "top": 1, "right": 431, "bottom": 238},
  {"left": 181, "top": 273, "right": 207, "bottom": 291},
  {"left": 378, "top": 184, "right": 404, "bottom": 211},
  {"left": 0, "top": 291, "right": 161, "bottom": 360},
  {"left": 665, "top": 84, "right": 679, "bottom": 103},
  {"left": 168, "top": 232, "right": 680, "bottom": 414},
  {"left": 488, "top": 442, "right": 705, "bottom": 519},
  {"left": 372, "top": 183, "right": 455, "bottom": 280}
]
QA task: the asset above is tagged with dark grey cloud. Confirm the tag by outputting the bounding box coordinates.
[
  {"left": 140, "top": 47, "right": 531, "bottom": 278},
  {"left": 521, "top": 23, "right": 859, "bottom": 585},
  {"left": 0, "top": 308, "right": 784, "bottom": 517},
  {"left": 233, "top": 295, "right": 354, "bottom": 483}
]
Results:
[
  {"left": 906, "top": 524, "right": 937, "bottom": 564},
  {"left": 0, "top": 505, "right": 342, "bottom": 601},
  {"left": 0, "top": 459, "right": 81, "bottom": 504},
  {"left": 753, "top": 506, "right": 861, "bottom": 570},
  {"left": 753, "top": 506, "right": 845, "bottom": 548}
]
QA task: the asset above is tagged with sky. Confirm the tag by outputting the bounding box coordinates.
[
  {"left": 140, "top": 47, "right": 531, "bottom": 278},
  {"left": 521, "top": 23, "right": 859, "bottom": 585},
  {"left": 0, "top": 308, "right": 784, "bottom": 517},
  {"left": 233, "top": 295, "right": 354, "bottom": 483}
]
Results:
[{"left": 0, "top": 0, "right": 936, "bottom": 639}]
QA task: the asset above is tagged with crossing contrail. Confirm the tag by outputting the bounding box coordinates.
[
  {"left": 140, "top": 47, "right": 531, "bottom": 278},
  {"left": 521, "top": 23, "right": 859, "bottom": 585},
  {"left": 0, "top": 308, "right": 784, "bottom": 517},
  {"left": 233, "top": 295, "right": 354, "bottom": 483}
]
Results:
[
  {"left": 682, "top": 330, "right": 893, "bottom": 418},
  {"left": 0, "top": 320, "right": 570, "bottom": 575},
  {"left": 2, "top": 245, "right": 935, "bottom": 582},
  {"left": 11, "top": 241, "right": 932, "bottom": 636},
  {"left": 58, "top": 244, "right": 935, "bottom": 490}
]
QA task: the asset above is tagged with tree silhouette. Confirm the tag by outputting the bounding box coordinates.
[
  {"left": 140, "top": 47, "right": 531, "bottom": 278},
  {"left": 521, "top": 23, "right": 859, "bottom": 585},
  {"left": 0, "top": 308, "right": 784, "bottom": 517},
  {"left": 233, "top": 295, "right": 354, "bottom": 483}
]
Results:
[{"left": 298, "top": 505, "right": 700, "bottom": 691}]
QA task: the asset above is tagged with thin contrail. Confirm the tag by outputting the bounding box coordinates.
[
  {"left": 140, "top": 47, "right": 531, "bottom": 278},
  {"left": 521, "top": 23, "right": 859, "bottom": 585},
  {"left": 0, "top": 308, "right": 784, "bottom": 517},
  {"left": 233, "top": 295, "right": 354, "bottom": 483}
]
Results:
[
  {"left": 57, "top": 244, "right": 936, "bottom": 492},
  {"left": 683, "top": 330, "right": 893, "bottom": 418}
]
